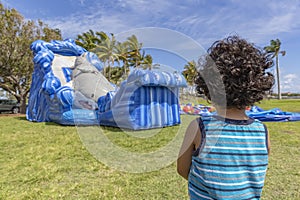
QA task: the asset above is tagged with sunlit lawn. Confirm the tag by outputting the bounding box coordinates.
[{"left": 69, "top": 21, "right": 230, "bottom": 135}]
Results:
[{"left": 0, "top": 99, "right": 299, "bottom": 199}]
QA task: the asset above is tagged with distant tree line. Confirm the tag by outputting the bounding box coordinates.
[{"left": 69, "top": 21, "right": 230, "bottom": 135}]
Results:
[{"left": 271, "top": 92, "right": 300, "bottom": 97}]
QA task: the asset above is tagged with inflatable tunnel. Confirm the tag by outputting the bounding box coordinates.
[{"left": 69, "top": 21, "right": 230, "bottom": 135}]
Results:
[{"left": 26, "top": 39, "right": 187, "bottom": 129}]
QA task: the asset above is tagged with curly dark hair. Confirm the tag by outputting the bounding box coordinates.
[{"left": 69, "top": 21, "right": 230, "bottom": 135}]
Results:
[{"left": 195, "top": 35, "right": 274, "bottom": 109}]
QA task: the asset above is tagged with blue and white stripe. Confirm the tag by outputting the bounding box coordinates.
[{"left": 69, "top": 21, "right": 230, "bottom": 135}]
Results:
[{"left": 188, "top": 116, "right": 268, "bottom": 200}]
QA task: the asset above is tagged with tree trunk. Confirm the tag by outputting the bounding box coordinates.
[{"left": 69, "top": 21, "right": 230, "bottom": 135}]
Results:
[
  {"left": 276, "top": 56, "right": 281, "bottom": 100},
  {"left": 20, "top": 96, "right": 27, "bottom": 114}
]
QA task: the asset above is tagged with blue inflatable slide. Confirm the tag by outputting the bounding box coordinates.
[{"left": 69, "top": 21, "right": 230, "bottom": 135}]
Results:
[{"left": 26, "top": 39, "right": 187, "bottom": 130}]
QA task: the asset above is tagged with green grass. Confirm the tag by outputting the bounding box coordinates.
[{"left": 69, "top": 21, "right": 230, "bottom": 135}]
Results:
[
  {"left": 0, "top": 100, "right": 300, "bottom": 199},
  {"left": 259, "top": 99, "right": 300, "bottom": 112}
]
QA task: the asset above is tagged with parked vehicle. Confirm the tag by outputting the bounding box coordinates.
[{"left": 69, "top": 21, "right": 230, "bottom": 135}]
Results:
[{"left": 0, "top": 99, "right": 20, "bottom": 114}]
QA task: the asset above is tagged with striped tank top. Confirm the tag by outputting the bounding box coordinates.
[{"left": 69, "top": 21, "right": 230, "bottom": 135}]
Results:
[{"left": 188, "top": 115, "right": 269, "bottom": 200}]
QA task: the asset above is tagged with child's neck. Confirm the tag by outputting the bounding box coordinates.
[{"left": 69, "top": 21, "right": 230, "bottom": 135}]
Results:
[{"left": 216, "top": 106, "right": 249, "bottom": 120}]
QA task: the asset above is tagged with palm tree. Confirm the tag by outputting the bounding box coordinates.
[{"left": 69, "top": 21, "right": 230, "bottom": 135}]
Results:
[
  {"left": 92, "top": 33, "right": 119, "bottom": 81},
  {"left": 142, "top": 54, "right": 153, "bottom": 70},
  {"left": 109, "top": 66, "right": 125, "bottom": 85},
  {"left": 264, "top": 39, "right": 286, "bottom": 100},
  {"left": 126, "top": 35, "right": 144, "bottom": 68},
  {"left": 76, "top": 31, "right": 148, "bottom": 83},
  {"left": 182, "top": 60, "right": 197, "bottom": 85},
  {"left": 115, "top": 41, "right": 130, "bottom": 78},
  {"left": 75, "top": 29, "right": 97, "bottom": 51},
  {"left": 75, "top": 30, "right": 108, "bottom": 51}
]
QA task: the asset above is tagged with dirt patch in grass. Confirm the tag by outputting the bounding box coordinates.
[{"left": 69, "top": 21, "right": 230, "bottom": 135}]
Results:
[{"left": 284, "top": 130, "right": 295, "bottom": 134}]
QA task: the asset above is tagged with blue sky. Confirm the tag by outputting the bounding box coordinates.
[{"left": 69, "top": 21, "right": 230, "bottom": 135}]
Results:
[{"left": 3, "top": 0, "right": 300, "bottom": 93}]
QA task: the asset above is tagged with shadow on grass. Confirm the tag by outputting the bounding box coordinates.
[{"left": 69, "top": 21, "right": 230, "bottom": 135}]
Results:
[
  {"left": 15, "top": 116, "right": 68, "bottom": 127},
  {"left": 45, "top": 122, "right": 66, "bottom": 126},
  {"left": 16, "top": 116, "right": 27, "bottom": 121},
  {"left": 99, "top": 125, "right": 175, "bottom": 133},
  {"left": 100, "top": 126, "right": 122, "bottom": 132},
  {"left": 12, "top": 117, "right": 179, "bottom": 134}
]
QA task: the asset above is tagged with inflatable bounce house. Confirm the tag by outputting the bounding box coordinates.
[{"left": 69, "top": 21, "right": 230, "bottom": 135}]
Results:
[{"left": 26, "top": 39, "right": 187, "bottom": 130}]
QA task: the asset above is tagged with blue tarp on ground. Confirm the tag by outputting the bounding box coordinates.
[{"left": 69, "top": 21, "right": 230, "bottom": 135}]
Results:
[
  {"left": 246, "top": 106, "right": 300, "bottom": 122},
  {"left": 180, "top": 104, "right": 300, "bottom": 122}
]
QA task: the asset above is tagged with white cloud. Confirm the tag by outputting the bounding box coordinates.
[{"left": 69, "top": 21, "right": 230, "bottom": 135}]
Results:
[
  {"left": 284, "top": 74, "right": 297, "bottom": 80},
  {"left": 255, "top": 2, "right": 300, "bottom": 36},
  {"left": 44, "top": 10, "right": 131, "bottom": 39},
  {"left": 281, "top": 73, "right": 300, "bottom": 92},
  {"left": 38, "top": 0, "right": 300, "bottom": 48},
  {"left": 115, "top": 27, "right": 206, "bottom": 62},
  {"left": 79, "top": 0, "right": 85, "bottom": 5}
]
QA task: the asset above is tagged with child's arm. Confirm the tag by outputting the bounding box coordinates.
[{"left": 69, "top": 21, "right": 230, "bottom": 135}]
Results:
[
  {"left": 264, "top": 124, "right": 271, "bottom": 155},
  {"left": 177, "top": 119, "right": 201, "bottom": 180},
  {"left": 267, "top": 129, "right": 271, "bottom": 155}
]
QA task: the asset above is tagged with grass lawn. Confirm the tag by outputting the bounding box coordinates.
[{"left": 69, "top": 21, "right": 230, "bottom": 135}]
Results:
[{"left": 0, "top": 99, "right": 300, "bottom": 199}]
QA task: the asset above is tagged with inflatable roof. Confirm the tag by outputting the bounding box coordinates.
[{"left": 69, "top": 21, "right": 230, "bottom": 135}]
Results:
[{"left": 26, "top": 39, "right": 187, "bottom": 129}]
